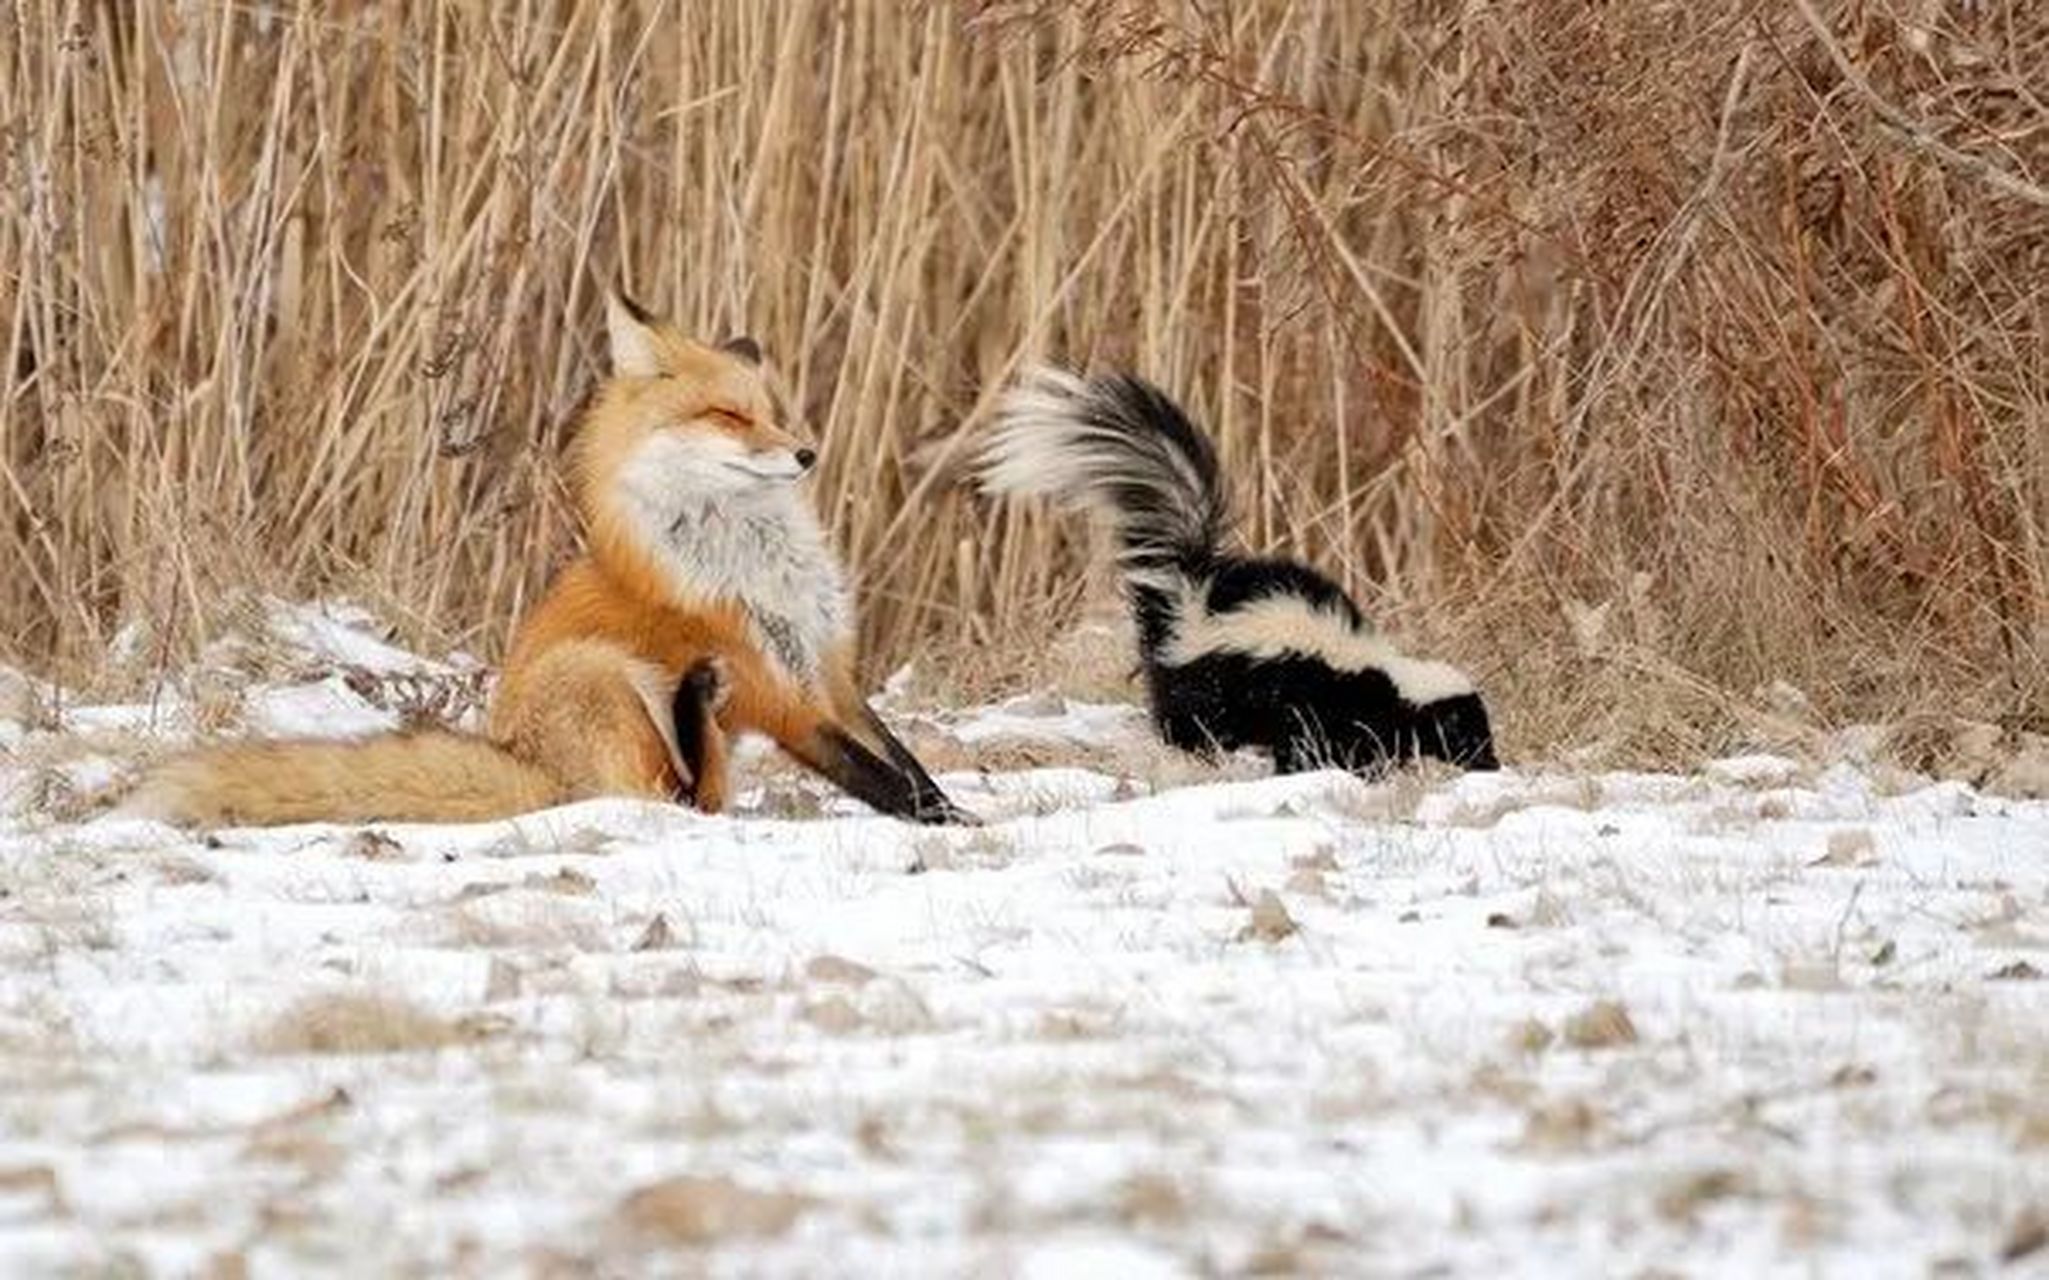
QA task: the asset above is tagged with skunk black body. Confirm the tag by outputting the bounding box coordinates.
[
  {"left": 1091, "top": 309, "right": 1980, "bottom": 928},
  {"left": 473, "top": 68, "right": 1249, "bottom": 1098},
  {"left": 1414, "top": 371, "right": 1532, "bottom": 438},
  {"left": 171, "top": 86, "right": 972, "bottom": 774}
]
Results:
[{"left": 979, "top": 369, "right": 1499, "bottom": 776}]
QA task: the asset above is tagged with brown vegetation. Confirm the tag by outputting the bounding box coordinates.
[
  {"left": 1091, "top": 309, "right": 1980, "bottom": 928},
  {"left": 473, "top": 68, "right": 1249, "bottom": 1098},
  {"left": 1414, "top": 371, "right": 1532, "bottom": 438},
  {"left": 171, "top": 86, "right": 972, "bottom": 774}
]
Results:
[
  {"left": 254, "top": 991, "right": 474, "bottom": 1055},
  {"left": 3, "top": 1, "right": 2043, "bottom": 765}
]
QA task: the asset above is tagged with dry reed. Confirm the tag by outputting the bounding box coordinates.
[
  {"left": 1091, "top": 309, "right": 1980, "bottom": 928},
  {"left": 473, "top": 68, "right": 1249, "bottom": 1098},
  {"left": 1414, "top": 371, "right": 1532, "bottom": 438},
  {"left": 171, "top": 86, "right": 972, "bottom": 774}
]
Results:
[{"left": 2, "top": 0, "right": 2043, "bottom": 766}]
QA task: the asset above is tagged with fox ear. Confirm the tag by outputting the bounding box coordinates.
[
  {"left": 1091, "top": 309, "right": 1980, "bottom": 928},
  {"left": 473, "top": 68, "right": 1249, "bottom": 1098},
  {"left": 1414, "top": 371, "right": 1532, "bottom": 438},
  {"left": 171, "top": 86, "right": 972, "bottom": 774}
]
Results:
[
  {"left": 605, "top": 287, "right": 662, "bottom": 378},
  {"left": 718, "top": 335, "right": 763, "bottom": 365}
]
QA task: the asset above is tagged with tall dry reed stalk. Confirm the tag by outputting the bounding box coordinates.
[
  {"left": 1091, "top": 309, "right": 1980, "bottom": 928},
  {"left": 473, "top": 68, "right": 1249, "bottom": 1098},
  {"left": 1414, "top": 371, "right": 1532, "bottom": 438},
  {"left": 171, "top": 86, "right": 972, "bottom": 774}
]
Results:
[{"left": 3, "top": 0, "right": 2044, "bottom": 763}]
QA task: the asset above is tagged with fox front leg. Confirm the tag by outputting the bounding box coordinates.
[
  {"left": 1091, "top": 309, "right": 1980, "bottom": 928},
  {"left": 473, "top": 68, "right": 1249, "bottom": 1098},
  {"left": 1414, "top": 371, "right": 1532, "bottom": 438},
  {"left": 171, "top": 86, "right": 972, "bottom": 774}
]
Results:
[
  {"left": 671, "top": 657, "right": 732, "bottom": 813},
  {"left": 807, "top": 723, "right": 976, "bottom": 826}
]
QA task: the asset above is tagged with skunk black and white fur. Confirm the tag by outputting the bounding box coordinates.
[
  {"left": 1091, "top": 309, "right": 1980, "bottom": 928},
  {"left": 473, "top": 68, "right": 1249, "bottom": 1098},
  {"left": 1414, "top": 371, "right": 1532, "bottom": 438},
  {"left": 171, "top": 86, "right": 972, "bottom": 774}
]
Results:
[{"left": 979, "top": 368, "right": 1500, "bottom": 776}]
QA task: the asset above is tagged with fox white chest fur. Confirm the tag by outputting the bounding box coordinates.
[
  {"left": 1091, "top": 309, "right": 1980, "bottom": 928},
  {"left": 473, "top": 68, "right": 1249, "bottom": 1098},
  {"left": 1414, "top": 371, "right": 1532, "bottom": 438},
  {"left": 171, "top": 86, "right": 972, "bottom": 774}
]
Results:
[
  {"left": 617, "top": 443, "right": 851, "bottom": 684},
  {"left": 663, "top": 492, "right": 851, "bottom": 682}
]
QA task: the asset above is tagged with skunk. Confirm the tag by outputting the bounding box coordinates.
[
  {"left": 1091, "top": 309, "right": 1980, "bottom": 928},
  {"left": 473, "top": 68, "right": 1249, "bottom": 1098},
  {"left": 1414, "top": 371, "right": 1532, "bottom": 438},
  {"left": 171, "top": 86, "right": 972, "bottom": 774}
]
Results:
[{"left": 978, "top": 368, "right": 1499, "bottom": 776}]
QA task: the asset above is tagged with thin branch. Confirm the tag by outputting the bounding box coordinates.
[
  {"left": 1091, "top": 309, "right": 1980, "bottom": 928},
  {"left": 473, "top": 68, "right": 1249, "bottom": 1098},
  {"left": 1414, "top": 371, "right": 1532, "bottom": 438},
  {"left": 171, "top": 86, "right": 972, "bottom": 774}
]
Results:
[{"left": 1790, "top": 0, "right": 2049, "bottom": 209}]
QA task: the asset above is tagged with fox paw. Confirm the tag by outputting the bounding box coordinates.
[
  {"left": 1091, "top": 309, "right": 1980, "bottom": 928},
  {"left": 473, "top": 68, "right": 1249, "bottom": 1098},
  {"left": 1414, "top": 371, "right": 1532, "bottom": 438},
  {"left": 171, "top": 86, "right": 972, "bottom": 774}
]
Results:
[{"left": 679, "top": 656, "right": 731, "bottom": 714}]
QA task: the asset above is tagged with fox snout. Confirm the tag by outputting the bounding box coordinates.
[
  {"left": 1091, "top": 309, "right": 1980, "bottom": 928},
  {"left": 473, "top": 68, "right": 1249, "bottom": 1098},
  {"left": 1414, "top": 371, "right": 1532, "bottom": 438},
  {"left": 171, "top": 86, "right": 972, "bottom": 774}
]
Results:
[
  {"left": 740, "top": 419, "right": 818, "bottom": 478},
  {"left": 729, "top": 435, "right": 818, "bottom": 481}
]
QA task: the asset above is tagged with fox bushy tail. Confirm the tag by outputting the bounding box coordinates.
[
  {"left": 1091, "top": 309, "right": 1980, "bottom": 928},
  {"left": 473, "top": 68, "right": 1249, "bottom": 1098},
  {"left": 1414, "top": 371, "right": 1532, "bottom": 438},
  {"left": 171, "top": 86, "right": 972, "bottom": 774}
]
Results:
[
  {"left": 125, "top": 731, "right": 565, "bottom": 826},
  {"left": 979, "top": 367, "right": 1231, "bottom": 650}
]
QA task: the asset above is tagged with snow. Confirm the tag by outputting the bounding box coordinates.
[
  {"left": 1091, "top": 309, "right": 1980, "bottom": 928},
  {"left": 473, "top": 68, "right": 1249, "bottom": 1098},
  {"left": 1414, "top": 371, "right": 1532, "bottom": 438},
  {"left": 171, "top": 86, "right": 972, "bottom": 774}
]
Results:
[
  {"left": 255, "top": 599, "right": 475, "bottom": 677},
  {"left": 0, "top": 608, "right": 2045, "bottom": 1275},
  {"left": 947, "top": 691, "right": 1148, "bottom": 746}
]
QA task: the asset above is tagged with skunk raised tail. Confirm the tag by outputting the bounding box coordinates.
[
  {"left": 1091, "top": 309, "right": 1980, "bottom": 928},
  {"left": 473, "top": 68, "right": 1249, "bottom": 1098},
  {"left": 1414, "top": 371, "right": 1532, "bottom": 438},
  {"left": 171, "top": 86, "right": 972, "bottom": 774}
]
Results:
[{"left": 979, "top": 368, "right": 1499, "bottom": 776}]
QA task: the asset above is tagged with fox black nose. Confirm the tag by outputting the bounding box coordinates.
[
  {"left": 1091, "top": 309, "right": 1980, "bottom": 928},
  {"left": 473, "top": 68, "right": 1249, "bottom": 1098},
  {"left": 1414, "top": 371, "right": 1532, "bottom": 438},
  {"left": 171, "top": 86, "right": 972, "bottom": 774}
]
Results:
[{"left": 795, "top": 448, "right": 817, "bottom": 471}]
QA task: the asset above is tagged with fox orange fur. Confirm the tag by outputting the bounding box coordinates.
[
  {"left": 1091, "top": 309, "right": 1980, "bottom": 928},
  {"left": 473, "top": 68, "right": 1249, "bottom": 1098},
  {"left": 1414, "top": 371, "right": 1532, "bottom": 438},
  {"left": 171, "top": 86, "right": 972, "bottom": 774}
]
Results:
[{"left": 130, "top": 291, "right": 968, "bottom": 827}]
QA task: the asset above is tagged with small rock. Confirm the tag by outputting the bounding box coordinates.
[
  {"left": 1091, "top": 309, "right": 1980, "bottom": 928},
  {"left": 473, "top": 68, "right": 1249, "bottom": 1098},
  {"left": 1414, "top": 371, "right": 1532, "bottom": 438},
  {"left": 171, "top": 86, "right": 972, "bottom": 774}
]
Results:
[
  {"left": 1989, "top": 960, "right": 2042, "bottom": 982},
  {"left": 524, "top": 866, "right": 595, "bottom": 896},
  {"left": 2002, "top": 1209, "right": 2048, "bottom": 1264},
  {"left": 632, "top": 915, "right": 676, "bottom": 951},
  {"left": 1655, "top": 1168, "right": 1749, "bottom": 1223},
  {"left": 340, "top": 830, "right": 404, "bottom": 861},
  {"left": 1829, "top": 1063, "right": 1878, "bottom": 1088}
]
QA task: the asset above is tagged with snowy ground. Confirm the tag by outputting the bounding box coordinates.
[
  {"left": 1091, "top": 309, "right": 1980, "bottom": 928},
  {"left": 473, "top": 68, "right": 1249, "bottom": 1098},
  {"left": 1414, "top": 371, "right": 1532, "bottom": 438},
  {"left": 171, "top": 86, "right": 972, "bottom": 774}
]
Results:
[{"left": 0, "top": 603, "right": 2045, "bottom": 1277}]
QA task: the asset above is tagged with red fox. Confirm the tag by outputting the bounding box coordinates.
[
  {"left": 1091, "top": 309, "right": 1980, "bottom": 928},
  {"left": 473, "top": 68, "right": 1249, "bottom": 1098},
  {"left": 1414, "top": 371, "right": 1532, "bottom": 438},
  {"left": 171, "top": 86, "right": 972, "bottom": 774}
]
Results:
[{"left": 130, "top": 291, "right": 969, "bottom": 827}]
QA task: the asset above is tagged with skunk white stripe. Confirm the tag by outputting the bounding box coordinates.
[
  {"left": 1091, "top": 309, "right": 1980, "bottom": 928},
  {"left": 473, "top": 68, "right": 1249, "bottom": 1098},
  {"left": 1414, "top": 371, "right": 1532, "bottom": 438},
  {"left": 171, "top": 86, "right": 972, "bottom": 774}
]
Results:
[{"left": 1165, "top": 592, "right": 1476, "bottom": 705}]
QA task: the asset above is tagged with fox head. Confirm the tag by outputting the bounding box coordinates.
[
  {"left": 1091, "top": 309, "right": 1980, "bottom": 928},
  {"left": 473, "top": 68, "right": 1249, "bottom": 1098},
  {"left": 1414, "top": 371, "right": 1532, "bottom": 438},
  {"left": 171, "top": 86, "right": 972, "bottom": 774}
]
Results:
[{"left": 575, "top": 290, "right": 815, "bottom": 523}]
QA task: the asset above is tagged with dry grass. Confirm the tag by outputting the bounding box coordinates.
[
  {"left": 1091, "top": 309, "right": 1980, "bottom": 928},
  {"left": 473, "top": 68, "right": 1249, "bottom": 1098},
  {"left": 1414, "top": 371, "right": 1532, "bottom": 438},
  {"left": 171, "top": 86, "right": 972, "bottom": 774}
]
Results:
[
  {"left": 1563, "top": 999, "right": 1640, "bottom": 1050},
  {"left": 614, "top": 1175, "right": 814, "bottom": 1245},
  {"left": 254, "top": 991, "right": 476, "bottom": 1055},
  {"left": 2, "top": 1, "right": 2044, "bottom": 765}
]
